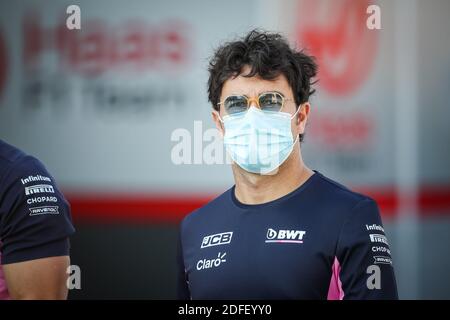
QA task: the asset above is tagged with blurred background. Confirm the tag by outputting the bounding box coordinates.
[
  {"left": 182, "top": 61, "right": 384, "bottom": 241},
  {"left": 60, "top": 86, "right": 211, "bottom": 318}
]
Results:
[{"left": 0, "top": 0, "right": 449, "bottom": 299}]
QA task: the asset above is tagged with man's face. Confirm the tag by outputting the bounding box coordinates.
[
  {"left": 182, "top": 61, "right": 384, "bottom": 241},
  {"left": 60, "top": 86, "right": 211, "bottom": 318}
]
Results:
[{"left": 212, "top": 65, "right": 310, "bottom": 142}]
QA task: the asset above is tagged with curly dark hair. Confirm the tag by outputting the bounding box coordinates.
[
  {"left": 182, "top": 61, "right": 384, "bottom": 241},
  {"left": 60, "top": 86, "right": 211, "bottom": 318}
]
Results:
[{"left": 207, "top": 29, "right": 318, "bottom": 142}]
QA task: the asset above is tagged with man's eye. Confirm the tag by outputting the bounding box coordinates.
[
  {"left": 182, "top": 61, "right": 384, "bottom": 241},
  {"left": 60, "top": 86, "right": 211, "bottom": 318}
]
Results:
[
  {"left": 260, "top": 93, "right": 283, "bottom": 110},
  {"left": 225, "top": 97, "right": 247, "bottom": 113}
]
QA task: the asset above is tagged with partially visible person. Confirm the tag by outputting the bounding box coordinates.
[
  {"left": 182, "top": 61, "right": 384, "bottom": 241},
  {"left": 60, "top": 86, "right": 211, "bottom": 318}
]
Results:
[{"left": 0, "top": 139, "right": 75, "bottom": 299}]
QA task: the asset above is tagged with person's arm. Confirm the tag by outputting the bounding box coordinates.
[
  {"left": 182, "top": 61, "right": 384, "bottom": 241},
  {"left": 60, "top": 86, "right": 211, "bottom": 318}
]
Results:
[
  {"left": 333, "top": 198, "right": 398, "bottom": 300},
  {"left": 3, "top": 255, "right": 70, "bottom": 299},
  {"left": 0, "top": 156, "right": 75, "bottom": 299},
  {"left": 176, "top": 227, "right": 191, "bottom": 300}
]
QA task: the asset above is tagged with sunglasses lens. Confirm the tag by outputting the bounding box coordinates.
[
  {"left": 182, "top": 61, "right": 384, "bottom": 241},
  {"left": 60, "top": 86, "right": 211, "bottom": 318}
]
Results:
[
  {"left": 224, "top": 96, "right": 248, "bottom": 114},
  {"left": 259, "top": 92, "right": 284, "bottom": 112}
]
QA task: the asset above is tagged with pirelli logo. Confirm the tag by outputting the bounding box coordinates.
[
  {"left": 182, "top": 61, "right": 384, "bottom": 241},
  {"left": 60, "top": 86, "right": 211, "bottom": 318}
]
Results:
[
  {"left": 25, "top": 184, "right": 54, "bottom": 196},
  {"left": 369, "top": 234, "right": 389, "bottom": 246}
]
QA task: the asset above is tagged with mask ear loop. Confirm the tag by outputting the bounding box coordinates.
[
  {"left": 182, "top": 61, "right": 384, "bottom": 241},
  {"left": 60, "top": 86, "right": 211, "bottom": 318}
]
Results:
[
  {"left": 290, "top": 105, "right": 301, "bottom": 122},
  {"left": 213, "top": 110, "right": 224, "bottom": 123},
  {"left": 291, "top": 106, "right": 302, "bottom": 143},
  {"left": 213, "top": 110, "right": 226, "bottom": 136},
  {"left": 293, "top": 133, "right": 300, "bottom": 144}
]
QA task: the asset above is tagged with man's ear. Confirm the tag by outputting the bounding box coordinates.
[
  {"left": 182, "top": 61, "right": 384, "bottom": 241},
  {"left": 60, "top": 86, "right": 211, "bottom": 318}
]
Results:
[
  {"left": 295, "top": 102, "right": 310, "bottom": 136},
  {"left": 212, "top": 110, "right": 225, "bottom": 137}
]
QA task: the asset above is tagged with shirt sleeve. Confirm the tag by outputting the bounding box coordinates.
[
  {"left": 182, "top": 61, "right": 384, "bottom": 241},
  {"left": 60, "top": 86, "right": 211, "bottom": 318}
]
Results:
[
  {"left": 0, "top": 156, "right": 75, "bottom": 265},
  {"left": 335, "top": 198, "right": 398, "bottom": 300},
  {"left": 176, "top": 226, "right": 191, "bottom": 300}
]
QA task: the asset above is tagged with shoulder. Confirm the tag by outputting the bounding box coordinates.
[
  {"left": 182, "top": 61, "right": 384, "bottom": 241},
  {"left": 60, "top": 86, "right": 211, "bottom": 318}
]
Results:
[
  {"left": 314, "top": 171, "right": 370, "bottom": 202},
  {"left": 180, "top": 187, "right": 233, "bottom": 233},
  {"left": 0, "top": 140, "right": 28, "bottom": 182},
  {"left": 0, "top": 141, "right": 53, "bottom": 189},
  {"left": 309, "top": 171, "right": 380, "bottom": 221},
  {"left": 0, "top": 140, "right": 63, "bottom": 205}
]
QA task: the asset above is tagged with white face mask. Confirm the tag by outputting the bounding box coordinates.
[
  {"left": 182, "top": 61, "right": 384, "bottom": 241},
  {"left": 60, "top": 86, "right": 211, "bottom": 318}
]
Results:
[{"left": 219, "top": 106, "right": 299, "bottom": 175}]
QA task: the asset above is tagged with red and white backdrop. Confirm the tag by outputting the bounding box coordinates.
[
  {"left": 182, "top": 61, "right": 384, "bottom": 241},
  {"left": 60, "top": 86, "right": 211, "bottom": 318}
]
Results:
[{"left": 0, "top": 0, "right": 449, "bottom": 298}]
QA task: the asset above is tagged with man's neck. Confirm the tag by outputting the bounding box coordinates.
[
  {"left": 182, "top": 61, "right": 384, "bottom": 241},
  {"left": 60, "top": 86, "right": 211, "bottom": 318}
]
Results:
[{"left": 232, "top": 147, "right": 314, "bottom": 205}]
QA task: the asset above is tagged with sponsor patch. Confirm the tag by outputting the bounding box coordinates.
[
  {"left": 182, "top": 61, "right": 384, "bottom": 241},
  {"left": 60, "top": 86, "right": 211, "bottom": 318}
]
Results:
[
  {"left": 201, "top": 232, "right": 233, "bottom": 249},
  {"left": 29, "top": 206, "right": 60, "bottom": 216},
  {"left": 25, "top": 184, "right": 54, "bottom": 196}
]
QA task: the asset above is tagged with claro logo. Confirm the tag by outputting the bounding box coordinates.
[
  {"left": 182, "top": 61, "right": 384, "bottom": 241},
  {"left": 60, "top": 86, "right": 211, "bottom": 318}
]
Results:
[{"left": 196, "top": 252, "right": 227, "bottom": 271}]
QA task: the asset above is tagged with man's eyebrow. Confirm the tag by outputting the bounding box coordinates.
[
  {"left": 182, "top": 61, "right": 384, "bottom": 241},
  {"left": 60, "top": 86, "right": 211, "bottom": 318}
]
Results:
[
  {"left": 225, "top": 90, "right": 287, "bottom": 97},
  {"left": 257, "top": 90, "right": 286, "bottom": 97},
  {"left": 228, "top": 93, "right": 248, "bottom": 97}
]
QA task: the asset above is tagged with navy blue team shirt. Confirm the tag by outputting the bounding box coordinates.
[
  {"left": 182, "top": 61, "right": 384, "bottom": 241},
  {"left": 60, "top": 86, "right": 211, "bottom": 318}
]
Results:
[
  {"left": 0, "top": 139, "right": 75, "bottom": 298},
  {"left": 177, "top": 171, "right": 398, "bottom": 299}
]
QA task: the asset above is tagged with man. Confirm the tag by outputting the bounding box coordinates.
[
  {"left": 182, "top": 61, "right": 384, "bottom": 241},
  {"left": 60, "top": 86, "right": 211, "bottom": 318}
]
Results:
[
  {"left": 0, "top": 139, "right": 75, "bottom": 299},
  {"left": 177, "top": 30, "right": 397, "bottom": 299}
]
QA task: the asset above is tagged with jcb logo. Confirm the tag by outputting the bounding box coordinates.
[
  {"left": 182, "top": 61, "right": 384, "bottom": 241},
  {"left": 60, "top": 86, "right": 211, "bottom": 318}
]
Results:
[{"left": 201, "top": 232, "right": 233, "bottom": 249}]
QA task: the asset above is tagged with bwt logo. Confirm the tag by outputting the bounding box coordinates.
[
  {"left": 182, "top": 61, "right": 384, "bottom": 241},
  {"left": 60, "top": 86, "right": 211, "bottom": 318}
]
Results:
[
  {"left": 201, "top": 232, "right": 233, "bottom": 249},
  {"left": 265, "top": 228, "right": 306, "bottom": 244}
]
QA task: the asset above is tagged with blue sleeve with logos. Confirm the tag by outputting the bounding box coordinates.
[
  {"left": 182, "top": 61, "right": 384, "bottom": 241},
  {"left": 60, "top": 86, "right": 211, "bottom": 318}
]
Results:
[
  {"left": 335, "top": 199, "right": 398, "bottom": 299},
  {"left": 0, "top": 141, "right": 75, "bottom": 264}
]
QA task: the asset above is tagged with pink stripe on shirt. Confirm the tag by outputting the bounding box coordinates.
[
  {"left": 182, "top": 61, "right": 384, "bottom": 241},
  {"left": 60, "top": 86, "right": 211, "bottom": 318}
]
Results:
[{"left": 327, "top": 256, "right": 344, "bottom": 300}]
